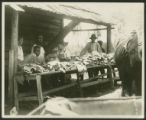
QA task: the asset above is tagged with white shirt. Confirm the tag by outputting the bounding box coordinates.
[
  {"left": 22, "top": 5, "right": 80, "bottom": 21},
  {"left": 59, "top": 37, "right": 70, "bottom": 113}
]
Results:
[
  {"left": 24, "top": 53, "right": 45, "bottom": 65},
  {"left": 31, "top": 44, "right": 45, "bottom": 62},
  {"left": 18, "top": 46, "right": 24, "bottom": 61}
]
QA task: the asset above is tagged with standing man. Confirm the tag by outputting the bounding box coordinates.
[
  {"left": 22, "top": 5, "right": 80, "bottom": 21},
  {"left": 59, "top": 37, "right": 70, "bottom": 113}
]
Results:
[
  {"left": 17, "top": 36, "right": 24, "bottom": 63},
  {"left": 98, "top": 40, "right": 105, "bottom": 53},
  {"left": 16, "top": 36, "right": 25, "bottom": 89},
  {"left": 80, "top": 33, "right": 102, "bottom": 78},
  {"left": 80, "top": 34, "right": 102, "bottom": 56},
  {"left": 31, "top": 35, "right": 45, "bottom": 63}
]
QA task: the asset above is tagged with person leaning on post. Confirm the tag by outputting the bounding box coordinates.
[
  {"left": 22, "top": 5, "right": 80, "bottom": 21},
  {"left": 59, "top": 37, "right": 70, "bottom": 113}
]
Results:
[
  {"left": 17, "top": 36, "right": 25, "bottom": 68},
  {"left": 16, "top": 36, "right": 25, "bottom": 87},
  {"left": 17, "top": 36, "right": 24, "bottom": 61},
  {"left": 16, "top": 36, "right": 29, "bottom": 91}
]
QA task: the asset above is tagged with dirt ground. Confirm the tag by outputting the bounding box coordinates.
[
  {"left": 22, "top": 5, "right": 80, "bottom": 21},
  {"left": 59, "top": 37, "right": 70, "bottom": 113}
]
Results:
[{"left": 5, "top": 82, "right": 121, "bottom": 115}]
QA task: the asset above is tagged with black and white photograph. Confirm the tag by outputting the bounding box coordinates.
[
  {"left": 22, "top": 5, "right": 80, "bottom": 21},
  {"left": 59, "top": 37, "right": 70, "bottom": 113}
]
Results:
[{"left": 1, "top": 2, "right": 145, "bottom": 118}]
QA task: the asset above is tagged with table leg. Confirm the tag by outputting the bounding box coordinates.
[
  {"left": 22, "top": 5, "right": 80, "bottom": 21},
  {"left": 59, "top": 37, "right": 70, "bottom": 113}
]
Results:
[
  {"left": 36, "top": 75, "right": 43, "bottom": 105},
  {"left": 77, "top": 73, "right": 84, "bottom": 97},
  {"left": 14, "top": 77, "right": 19, "bottom": 112},
  {"left": 107, "top": 66, "right": 114, "bottom": 89}
]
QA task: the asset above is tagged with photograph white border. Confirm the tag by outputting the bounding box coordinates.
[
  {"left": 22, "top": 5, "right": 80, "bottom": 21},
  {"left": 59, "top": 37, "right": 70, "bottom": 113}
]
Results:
[{"left": 1, "top": 2, "right": 145, "bottom": 118}]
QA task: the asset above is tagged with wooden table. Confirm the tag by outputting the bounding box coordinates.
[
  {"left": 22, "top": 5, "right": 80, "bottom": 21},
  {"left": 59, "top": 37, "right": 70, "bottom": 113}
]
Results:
[{"left": 14, "top": 63, "right": 117, "bottom": 111}]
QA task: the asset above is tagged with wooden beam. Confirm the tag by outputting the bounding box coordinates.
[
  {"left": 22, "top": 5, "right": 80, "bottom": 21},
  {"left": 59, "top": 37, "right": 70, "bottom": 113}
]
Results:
[
  {"left": 8, "top": 10, "right": 19, "bottom": 106},
  {"left": 81, "top": 79, "right": 109, "bottom": 88},
  {"left": 72, "top": 27, "right": 115, "bottom": 32},
  {"left": 43, "top": 83, "right": 77, "bottom": 95},
  {"left": 62, "top": 20, "right": 80, "bottom": 37},
  {"left": 21, "top": 7, "right": 111, "bottom": 26},
  {"left": 50, "top": 20, "right": 80, "bottom": 49},
  {"left": 60, "top": 18, "right": 64, "bottom": 43},
  {"left": 63, "top": 16, "right": 110, "bottom": 26}
]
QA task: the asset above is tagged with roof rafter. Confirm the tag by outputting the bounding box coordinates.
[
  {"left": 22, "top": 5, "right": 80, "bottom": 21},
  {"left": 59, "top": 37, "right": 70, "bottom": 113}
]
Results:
[{"left": 6, "top": 3, "right": 114, "bottom": 26}]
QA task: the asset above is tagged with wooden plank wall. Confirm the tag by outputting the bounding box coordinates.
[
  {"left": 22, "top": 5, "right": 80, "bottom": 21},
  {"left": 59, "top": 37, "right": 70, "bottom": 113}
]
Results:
[
  {"left": 5, "top": 6, "right": 63, "bottom": 98},
  {"left": 19, "top": 9, "right": 63, "bottom": 55}
]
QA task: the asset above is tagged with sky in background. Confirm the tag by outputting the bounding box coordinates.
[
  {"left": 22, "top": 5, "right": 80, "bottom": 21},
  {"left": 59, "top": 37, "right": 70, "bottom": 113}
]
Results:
[
  {"left": 62, "top": 3, "right": 144, "bottom": 56},
  {"left": 63, "top": 2, "right": 144, "bottom": 28}
]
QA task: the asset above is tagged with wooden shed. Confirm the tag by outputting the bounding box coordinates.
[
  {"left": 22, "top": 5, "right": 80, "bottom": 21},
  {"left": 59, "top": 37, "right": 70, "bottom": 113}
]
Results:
[{"left": 4, "top": 3, "right": 114, "bottom": 106}]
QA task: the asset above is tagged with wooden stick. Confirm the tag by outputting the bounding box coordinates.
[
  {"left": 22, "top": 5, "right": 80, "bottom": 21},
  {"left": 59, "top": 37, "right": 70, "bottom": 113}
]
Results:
[
  {"left": 81, "top": 79, "right": 109, "bottom": 88},
  {"left": 76, "top": 73, "right": 84, "bottom": 97},
  {"left": 43, "top": 83, "right": 77, "bottom": 95},
  {"left": 72, "top": 27, "right": 114, "bottom": 32},
  {"left": 36, "top": 75, "right": 43, "bottom": 105}
]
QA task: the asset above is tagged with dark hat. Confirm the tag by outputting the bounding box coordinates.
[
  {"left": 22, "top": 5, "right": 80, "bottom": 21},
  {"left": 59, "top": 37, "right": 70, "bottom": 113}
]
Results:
[{"left": 90, "top": 34, "right": 97, "bottom": 40}]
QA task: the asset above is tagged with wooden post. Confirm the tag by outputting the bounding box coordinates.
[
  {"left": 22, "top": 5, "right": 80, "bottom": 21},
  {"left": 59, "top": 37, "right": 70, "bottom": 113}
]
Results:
[
  {"left": 107, "top": 25, "right": 115, "bottom": 53},
  {"left": 107, "top": 66, "right": 114, "bottom": 89},
  {"left": 51, "top": 20, "right": 80, "bottom": 49},
  {"left": 36, "top": 75, "right": 43, "bottom": 105},
  {"left": 60, "top": 18, "right": 64, "bottom": 43},
  {"left": 8, "top": 50, "right": 14, "bottom": 104},
  {"left": 77, "top": 73, "right": 84, "bottom": 97},
  {"left": 14, "top": 76, "right": 19, "bottom": 111},
  {"left": 8, "top": 10, "right": 19, "bottom": 106},
  {"left": 107, "top": 25, "right": 111, "bottom": 53},
  {"left": 72, "top": 27, "right": 115, "bottom": 32}
]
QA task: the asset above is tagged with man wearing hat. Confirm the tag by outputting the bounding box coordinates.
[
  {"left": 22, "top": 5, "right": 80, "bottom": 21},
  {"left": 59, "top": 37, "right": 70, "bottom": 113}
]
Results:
[
  {"left": 80, "top": 33, "right": 102, "bottom": 78},
  {"left": 80, "top": 34, "right": 102, "bottom": 56}
]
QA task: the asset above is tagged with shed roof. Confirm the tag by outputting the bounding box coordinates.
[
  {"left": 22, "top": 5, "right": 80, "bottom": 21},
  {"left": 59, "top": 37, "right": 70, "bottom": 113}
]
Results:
[{"left": 7, "top": 3, "right": 114, "bottom": 26}]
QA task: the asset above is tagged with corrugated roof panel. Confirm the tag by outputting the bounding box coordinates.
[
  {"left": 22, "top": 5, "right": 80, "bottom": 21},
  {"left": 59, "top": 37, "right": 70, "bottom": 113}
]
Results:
[
  {"left": 8, "top": 3, "right": 114, "bottom": 25},
  {"left": 60, "top": 5, "right": 105, "bottom": 23}
]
